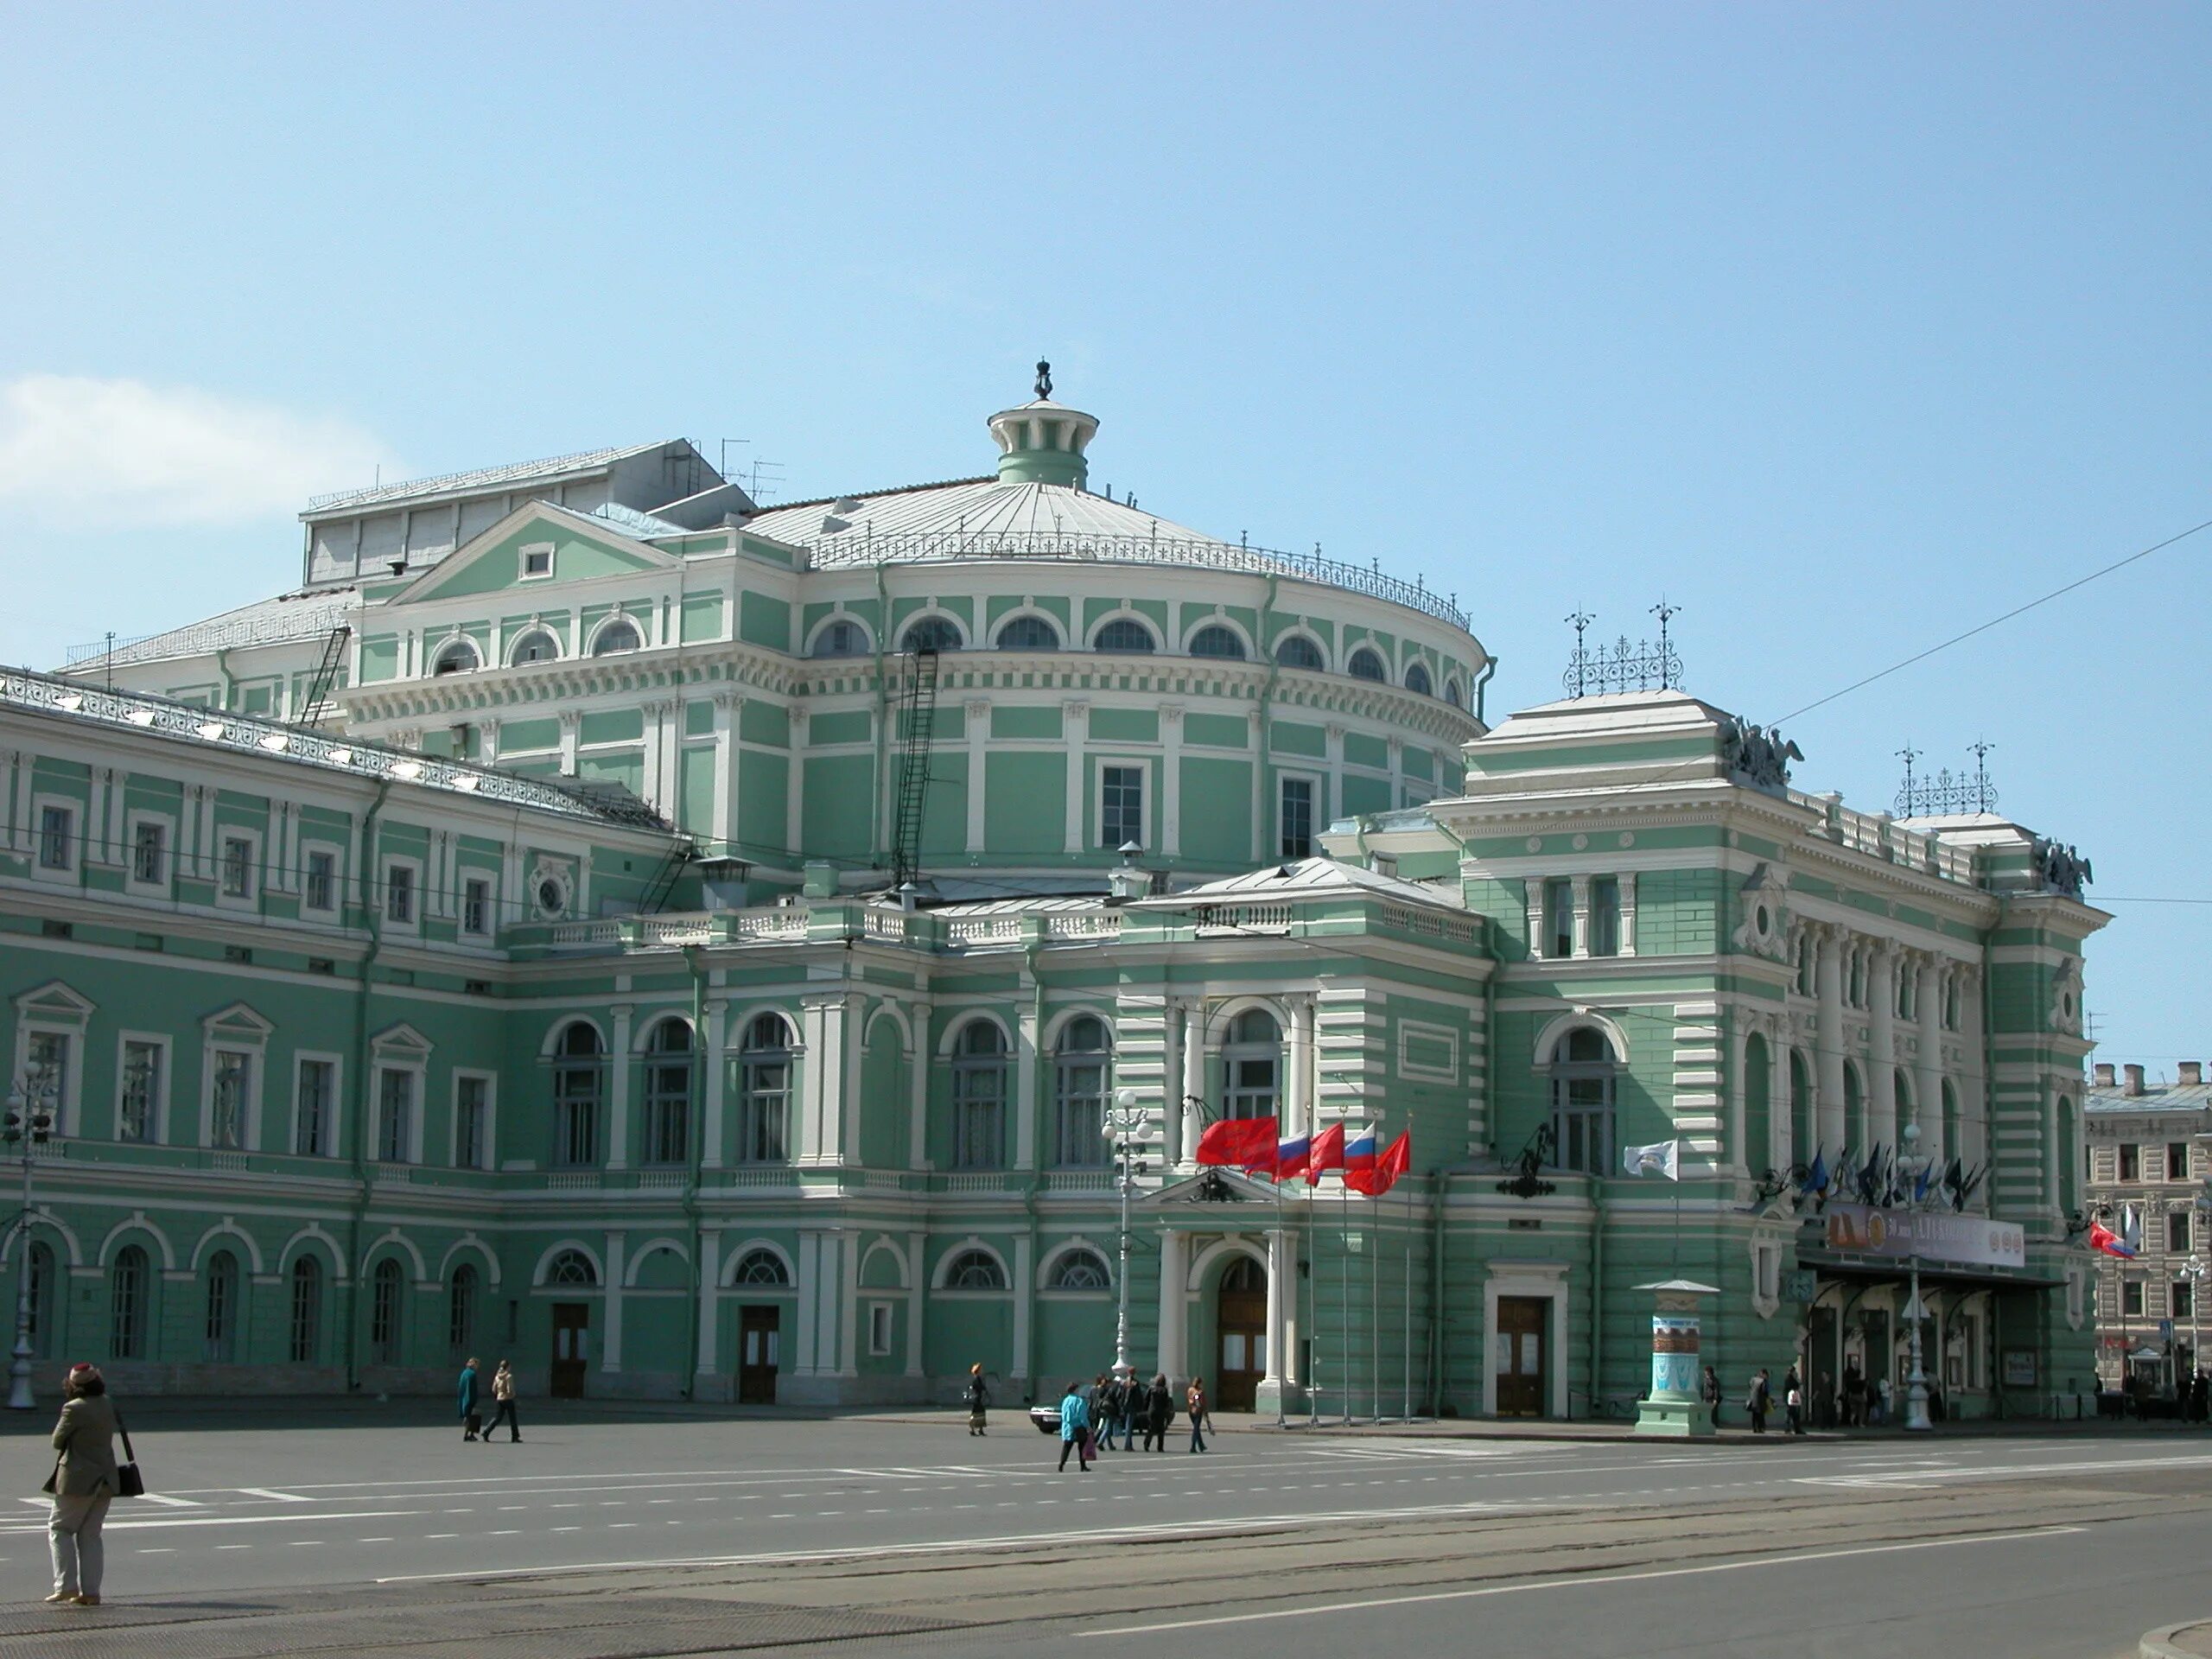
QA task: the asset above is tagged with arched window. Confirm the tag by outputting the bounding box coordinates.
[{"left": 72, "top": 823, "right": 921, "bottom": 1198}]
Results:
[
  {"left": 1052, "top": 1015, "right": 1111, "bottom": 1168},
  {"left": 1548, "top": 1027, "right": 1618, "bottom": 1176},
  {"left": 1744, "top": 1033, "right": 1771, "bottom": 1175},
  {"left": 1274, "top": 634, "right": 1325, "bottom": 671},
  {"left": 432, "top": 639, "right": 480, "bottom": 676},
  {"left": 552, "top": 1021, "right": 604, "bottom": 1167},
  {"left": 1789, "top": 1052, "right": 1813, "bottom": 1165},
  {"left": 642, "top": 1019, "right": 692, "bottom": 1166},
  {"left": 111, "top": 1244, "right": 148, "bottom": 1361},
  {"left": 1894, "top": 1070, "right": 1915, "bottom": 1141},
  {"left": 731, "top": 1248, "right": 791, "bottom": 1287},
  {"left": 1942, "top": 1081, "right": 1962, "bottom": 1177},
  {"left": 1187, "top": 624, "right": 1246, "bottom": 660},
  {"left": 203, "top": 1249, "right": 238, "bottom": 1363},
  {"left": 1405, "top": 662, "right": 1433, "bottom": 696},
  {"left": 738, "top": 1013, "right": 794, "bottom": 1165},
  {"left": 2056, "top": 1095, "right": 2078, "bottom": 1215},
  {"left": 508, "top": 629, "right": 559, "bottom": 666},
  {"left": 1047, "top": 1249, "right": 1112, "bottom": 1291},
  {"left": 1843, "top": 1063, "right": 1866, "bottom": 1150},
  {"left": 810, "top": 618, "right": 869, "bottom": 658},
  {"left": 590, "top": 618, "right": 642, "bottom": 657},
  {"left": 546, "top": 1249, "right": 598, "bottom": 1287},
  {"left": 289, "top": 1255, "right": 321, "bottom": 1363},
  {"left": 1443, "top": 677, "right": 1464, "bottom": 708},
  {"left": 25, "top": 1241, "right": 55, "bottom": 1359},
  {"left": 1092, "top": 616, "right": 1158, "bottom": 653},
  {"left": 448, "top": 1263, "right": 478, "bottom": 1363},
  {"left": 994, "top": 614, "right": 1060, "bottom": 652},
  {"left": 945, "top": 1249, "right": 1007, "bottom": 1290},
  {"left": 900, "top": 616, "right": 963, "bottom": 654},
  {"left": 1346, "top": 646, "right": 1387, "bottom": 683},
  {"left": 951, "top": 1021, "right": 1008, "bottom": 1169},
  {"left": 369, "top": 1256, "right": 404, "bottom": 1364},
  {"left": 1224, "top": 1008, "right": 1281, "bottom": 1121}
]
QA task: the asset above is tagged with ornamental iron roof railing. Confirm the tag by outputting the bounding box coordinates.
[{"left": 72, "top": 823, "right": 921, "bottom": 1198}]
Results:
[
  {"left": 805, "top": 528, "right": 1471, "bottom": 632},
  {"left": 0, "top": 665, "right": 671, "bottom": 831},
  {"left": 65, "top": 595, "right": 360, "bottom": 670}
]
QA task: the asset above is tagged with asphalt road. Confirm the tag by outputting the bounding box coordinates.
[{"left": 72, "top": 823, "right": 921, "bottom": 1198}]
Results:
[{"left": 4, "top": 1408, "right": 2209, "bottom": 1605}]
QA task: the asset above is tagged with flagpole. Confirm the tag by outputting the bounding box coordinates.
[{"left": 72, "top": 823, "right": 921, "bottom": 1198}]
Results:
[
  {"left": 1306, "top": 1180, "right": 1320, "bottom": 1427},
  {"left": 1338, "top": 1165, "right": 1351, "bottom": 1427},
  {"left": 1402, "top": 1172, "right": 1414, "bottom": 1421},
  {"left": 1274, "top": 1175, "right": 1287, "bottom": 1429},
  {"left": 1369, "top": 1156, "right": 1381, "bottom": 1425}
]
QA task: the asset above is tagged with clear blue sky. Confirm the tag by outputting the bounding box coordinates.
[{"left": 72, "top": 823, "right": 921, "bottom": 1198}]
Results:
[{"left": 3, "top": 4, "right": 2206, "bottom": 1066}]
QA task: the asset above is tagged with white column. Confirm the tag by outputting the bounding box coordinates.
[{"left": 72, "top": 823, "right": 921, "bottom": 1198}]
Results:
[
  {"left": 838, "top": 1230, "right": 861, "bottom": 1377},
  {"left": 601, "top": 1231, "right": 626, "bottom": 1374},
  {"left": 905, "top": 1229, "right": 926, "bottom": 1378},
  {"left": 842, "top": 995, "right": 865, "bottom": 1166},
  {"left": 1816, "top": 927, "right": 1847, "bottom": 1150},
  {"left": 607, "top": 1004, "right": 634, "bottom": 1169},
  {"left": 558, "top": 710, "right": 582, "bottom": 776},
  {"left": 1263, "top": 1226, "right": 1287, "bottom": 1389},
  {"left": 1011, "top": 1235, "right": 1033, "bottom": 1382},
  {"left": 1869, "top": 944, "right": 1897, "bottom": 1151},
  {"left": 1062, "top": 700, "right": 1087, "bottom": 855},
  {"left": 798, "top": 994, "right": 849, "bottom": 1166},
  {"left": 1387, "top": 734, "right": 1404, "bottom": 808},
  {"left": 964, "top": 699, "right": 990, "bottom": 852},
  {"left": 793, "top": 1232, "right": 820, "bottom": 1376},
  {"left": 1960, "top": 967, "right": 1988, "bottom": 1184},
  {"left": 695, "top": 1229, "right": 723, "bottom": 1378},
  {"left": 702, "top": 1000, "right": 727, "bottom": 1169},
  {"left": 712, "top": 691, "right": 744, "bottom": 851},
  {"left": 1160, "top": 704, "right": 1184, "bottom": 858},
  {"left": 1569, "top": 874, "right": 1591, "bottom": 959},
  {"left": 1287, "top": 995, "right": 1316, "bottom": 1138},
  {"left": 639, "top": 700, "right": 671, "bottom": 815},
  {"left": 1157, "top": 1230, "right": 1187, "bottom": 1378},
  {"left": 1161, "top": 1001, "right": 1185, "bottom": 1167},
  {"left": 1915, "top": 960, "right": 1946, "bottom": 1169},
  {"left": 906, "top": 1004, "right": 931, "bottom": 1169},
  {"left": 1179, "top": 1001, "right": 1205, "bottom": 1167},
  {"left": 1767, "top": 1014, "right": 1790, "bottom": 1173},
  {"left": 785, "top": 706, "right": 807, "bottom": 856},
  {"left": 1014, "top": 992, "right": 1039, "bottom": 1171}
]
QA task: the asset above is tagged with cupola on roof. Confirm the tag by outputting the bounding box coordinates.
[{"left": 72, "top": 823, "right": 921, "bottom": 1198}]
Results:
[{"left": 985, "top": 359, "right": 1098, "bottom": 488}]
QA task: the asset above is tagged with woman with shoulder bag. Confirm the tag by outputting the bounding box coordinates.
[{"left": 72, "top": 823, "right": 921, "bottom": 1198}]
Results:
[{"left": 45, "top": 1363, "right": 129, "bottom": 1607}]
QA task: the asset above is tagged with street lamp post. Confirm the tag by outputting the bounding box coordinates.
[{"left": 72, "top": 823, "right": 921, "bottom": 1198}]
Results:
[
  {"left": 1106, "top": 1088, "right": 1151, "bottom": 1382},
  {"left": 2183, "top": 1252, "right": 2210, "bottom": 1421},
  {"left": 1900, "top": 1123, "right": 1933, "bottom": 1433},
  {"left": 3, "top": 1067, "right": 57, "bottom": 1412}
]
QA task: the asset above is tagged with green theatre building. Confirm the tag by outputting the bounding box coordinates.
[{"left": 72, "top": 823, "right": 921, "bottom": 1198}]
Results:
[{"left": 1, "top": 381, "right": 2103, "bottom": 1417}]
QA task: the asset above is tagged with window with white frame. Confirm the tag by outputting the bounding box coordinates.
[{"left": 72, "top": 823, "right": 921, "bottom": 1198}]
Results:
[
  {"left": 129, "top": 818, "right": 167, "bottom": 887},
  {"left": 552, "top": 1022, "right": 604, "bottom": 1167},
  {"left": 1548, "top": 1027, "right": 1618, "bottom": 1176},
  {"left": 1052, "top": 1015, "right": 1110, "bottom": 1168},
  {"left": 868, "top": 1302, "right": 893, "bottom": 1357},
  {"left": 118, "top": 1038, "right": 162, "bottom": 1143},
  {"left": 1274, "top": 634, "right": 1325, "bottom": 671},
  {"left": 296, "top": 1058, "right": 337, "bottom": 1157},
  {"left": 1223, "top": 1008, "right": 1281, "bottom": 1120},
  {"left": 737, "top": 1013, "right": 793, "bottom": 1164},
  {"left": 810, "top": 618, "right": 870, "bottom": 658},
  {"left": 454, "top": 1073, "right": 491, "bottom": 1169},
  {"left": 303, "top": 848, "right": 338, "bottom": 914},
  {"left": 37, "top": 803, "right": 73, "bottom": 871},
  {"left": 1280, "top": 775, "right": 1315, "bottom": 860},
  {"left": 210, "top": 1049, "right": 252, "bottom": 1149},
  {"left": 25, "top": 1031, "right": 70, "bottom": 1124},
  {"left": 1590, "top": 877, "right": 1621, "bottom": 957},
  {"left": 641, "top": 1020, "right": 692, "bottom": 1166},
  {"left": 377, "top": 1067, "right": 416, "bottom": 1163},
  {"left": 591, "top": 617, "right": 643, "bottom": 656},
  {"left": 1100, "top": 764, "right": 1144, "bottom": 850},
  {"left": 461, "top": 876, "right": 491, "bottom": 937},
  {"left": 219, "top": 833, "right": 255, "bottom": 899},
  {"left": 288, "top": 1255, "right": 322, "bottom": 1363},
  {"left": 385, "top": 861, "right": 416, "bottom": 925},
  {"left": 1542, "top": 878, "right": 1574, "bottom": 959},
  {"left": 518, "top": 543, "right": 554, "bottom": 580},
  {"left": 950, "top": 1021, "right": 1008, "bottom": 1170}
]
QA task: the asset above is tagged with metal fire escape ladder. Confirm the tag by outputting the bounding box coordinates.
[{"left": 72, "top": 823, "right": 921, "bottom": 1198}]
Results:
[
  {"left": 297, "top": 626, "right": 353, "bottom": 726},
  {"left": 888, "top": 647, "right": 938, "bottom": 892}
]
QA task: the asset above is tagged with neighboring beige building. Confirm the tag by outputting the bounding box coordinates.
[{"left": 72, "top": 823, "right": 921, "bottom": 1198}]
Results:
[{"left": 2084, "top": 1061, "right": 2212, "bottom": 1394}]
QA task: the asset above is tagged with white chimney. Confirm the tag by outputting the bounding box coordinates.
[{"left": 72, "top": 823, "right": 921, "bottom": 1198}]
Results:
[
  {"left": 2093, "top": 1062, "right": 2116, "bottom": 1089},
  {"left": 2124, "top": 1064, "right": 2146, "bottom": 1097},
  {"left": 2181, "top": 1061, "right": 2204, "bottom": 1087}
]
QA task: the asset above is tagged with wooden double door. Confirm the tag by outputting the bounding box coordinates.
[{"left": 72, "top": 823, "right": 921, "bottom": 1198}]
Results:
[
  {"left": 738, "top": 1306, "right": 780, "bottom": 1405},
  {"left": 1216, "top": 1257, "right": 1268, "bottom": 1411},
  {"left": 550, "top": 1303, "right": 589, "bottom": 1399},
  {"left": 1495, "top": 1296, "right": 1548, "bottom": 1417}
]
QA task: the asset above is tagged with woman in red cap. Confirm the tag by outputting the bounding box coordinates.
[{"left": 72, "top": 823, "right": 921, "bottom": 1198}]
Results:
[{"left": 44, "top": 1363, "right": 119, "bottom": 1606}]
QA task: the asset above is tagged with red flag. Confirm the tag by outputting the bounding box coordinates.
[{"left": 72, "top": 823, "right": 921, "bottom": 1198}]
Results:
[
  {"left": 1195, "top": 1116, "right": 1279, "bottom": 1168},
  {"left": 1305, "top": 1122, "right": 1346, "bottom": 1185},
  {"left": 1350, "top": 1129, "right": 1411, "bottom": 1196}
]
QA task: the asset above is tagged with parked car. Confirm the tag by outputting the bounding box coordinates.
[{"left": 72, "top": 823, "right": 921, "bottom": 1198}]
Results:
[{"left": 1028, "top": 1403, "right": 1063, "bottom": 1434}]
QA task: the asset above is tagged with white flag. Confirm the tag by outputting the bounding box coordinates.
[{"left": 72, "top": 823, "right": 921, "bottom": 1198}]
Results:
[{"left": 1622, "top": 1140, "right": 1681, "bottom": 1181}]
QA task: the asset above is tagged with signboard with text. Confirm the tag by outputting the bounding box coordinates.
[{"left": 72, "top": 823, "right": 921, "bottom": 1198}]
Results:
[{"left": 1823, "top": 1203, "right": 2026, "bottom": 1270}]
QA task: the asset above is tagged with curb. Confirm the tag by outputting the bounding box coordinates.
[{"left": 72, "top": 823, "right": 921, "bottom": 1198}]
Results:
[{"left": 2141, "top": 1621, "right": 2212, "bottom": 1659}]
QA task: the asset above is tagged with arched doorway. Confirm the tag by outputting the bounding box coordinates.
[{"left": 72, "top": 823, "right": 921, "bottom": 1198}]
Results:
[{"left": 1216, "top": 1256, "right": 1268, "bottom": 1410}]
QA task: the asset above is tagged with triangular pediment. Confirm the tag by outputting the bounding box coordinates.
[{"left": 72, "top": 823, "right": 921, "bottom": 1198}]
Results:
[
  {"left": 1147, "top": 1168, "right": 1283, "bottom": 1206},
  {"left": 202, "top": 1001, "right": 275, "bottom": 1042},
  {"left": 13, "top": 981, "right": 94, "bottom": 1024},
  {"left": 389, "top": 501, "right": 681, "bottom": 607},
  {"left": 370, "top": 1021, "right": 434, "bottom": 1058}
]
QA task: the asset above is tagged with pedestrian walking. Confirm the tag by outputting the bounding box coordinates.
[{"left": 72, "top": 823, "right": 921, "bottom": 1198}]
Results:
[
  {"left": 1783, "top": 1365, "right": 1806, "bottom": 1435},
  {"left": 1874, "top": 1375, "right": 1893, "bottom": 1427},
  {"left": 1112, "top": 1371, "right": 1136, "bottom": 1449},
  {"left": 43, "top": 1363, "right": 119, "bottom": 1607},
  {"left": 1186, "top": 1376, "right": 1210, "bottom": 1453},
  {"left": 1057, "top": 1380, "right": 1092, "bottom": 1473},
  {"left": 1841, "top": 1362, "right": 1865, "bottom": 1428},
  {"left": 963, "top": 1363, "right": 991, "bottom": 1436},
  {"left": 1813, "top": 1370, "right": 1834, "bottom": 1429},
  {"left": 1143, "top": 1373, "right": 1172, "bottom": 1452},
  {"left": 1747, "top": 1368, "right": 1771, "bottom": 1434},
  {"left": 457, "top": 1356, "right": 483, "bottom": 1442},
  {"left": 486, "top": 1360, "right": 521, "bottom": 1442},
  {"left": 1094, "top": 1371, "right": 1124, "bottom": 1451},
  {"left": 1700, "top": 1365, "right": 1723, "bottom": 1427}
]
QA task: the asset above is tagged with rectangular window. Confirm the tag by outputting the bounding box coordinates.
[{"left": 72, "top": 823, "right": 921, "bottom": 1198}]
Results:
[
  {"left": 1542, "top": 878, "right": 1574, "bottom": 959},
  {"left": 130, "top": 820, "right": 166, "bottom": 885},
  {"left": 2120, "top": 1144, "right": 2141, "bottom": 1182},
  {"left": 118, "top": 1040, "right": 160, "bottom": 1143},
  {"left": 2124, "top": 1280, "right": 2145, "bottom": 1318},
  {"left": 462, "top": 877, "right": 490, "bottom": 937},
  {"left": 211, "top": 1050, "right": 251, "bottom": 1148},
  {"left": 378, "top": 1069, "right": 415, "bottom": 1163},
  {"left": 520, "top": 544, "right": 553, "bottom": 578},
  {"left": 1101, "top": 765, "right": 1144, "bottom": 851},
  {"left": 37, "top": 804, "right": 73, "bottom": 871},
  {"left": 1589, "top": 877, "right": 1621, "bottom": 957},
  {"left": 289, "top": 1263, "right": 321, "bottom": 1363},
  {"left": 386, "top": 864, "right": 415, "bottom": 925},
  {"left": 296, "top": 1059, "right": 334, "bottom": 1157},
  {"left": 2179, "top": 1282, "right": 2197, "bottom": 1321},
  {"left": 26, "top": 1033, "right": 68, "bottom": 1121},
  {"left": 220, "top": 835, "right": 253, "bottom": 898},
  {"left": 456, "top": 1075, "right": 489, "bottom": 1169},
  {"left": 2172, "top": 1211, "right": 2192, "bottom": 1254},
  {"left": 868, "top": 1302, "right": 893, "bottom": 1357},
  {"left": 304, "top": 849, "right": 336, "bottom": 913},
  {"left": 2171, "top": 1142, "right": 2190, "bottom": 1181},
  {"left": 1279, "top": 777, "right": 1314, "bottom": 861},
  {"left": 643, "top": 1054, "right": 690, "bottom": 1166}
]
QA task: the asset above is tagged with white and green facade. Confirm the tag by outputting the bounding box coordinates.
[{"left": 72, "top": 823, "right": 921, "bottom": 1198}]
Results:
[{"left": 4, "top": 385, "right": 2102, "bottom": 1415}]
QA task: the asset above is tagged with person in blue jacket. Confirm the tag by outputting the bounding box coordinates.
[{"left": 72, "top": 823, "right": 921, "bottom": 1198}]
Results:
[
  {"left": 457, "top": 1357, "right": 482, "bottom": 1442},
  {"left": 1056, "top": 1379, "right": 1091, "bottom": 1473}
]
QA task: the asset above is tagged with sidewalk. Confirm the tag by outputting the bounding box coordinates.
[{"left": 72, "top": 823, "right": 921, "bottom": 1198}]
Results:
[{"left": 2143, "top": 1620, "right": 2212, "bottom": 1658}]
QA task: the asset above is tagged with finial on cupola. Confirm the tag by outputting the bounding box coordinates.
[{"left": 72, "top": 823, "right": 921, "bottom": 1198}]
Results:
[{"left": 1034, "top": 359, "right": 1053, "bottom": 400}]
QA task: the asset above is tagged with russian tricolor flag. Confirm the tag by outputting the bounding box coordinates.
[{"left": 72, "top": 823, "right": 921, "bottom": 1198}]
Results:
[{"left": 1268, "top": 1135, "right": 1312, "bottom": 1182}]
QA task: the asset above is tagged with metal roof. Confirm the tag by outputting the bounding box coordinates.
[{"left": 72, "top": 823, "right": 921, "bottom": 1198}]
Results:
[
  {"left": 1140, "top": 855, "right": 1468, "bottom": 912},
  {"left": 62, "top": 588, "right": 359, "bottom": 671},
  {"left": 2086, "top": 1083, "right": 2212, "bottom": 1114},
  {"left": 302, "top": 439, "right": 681, "bottom": 517}
]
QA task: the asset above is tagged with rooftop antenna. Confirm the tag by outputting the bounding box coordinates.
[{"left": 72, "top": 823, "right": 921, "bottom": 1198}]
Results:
[
  {"left": 103, "top": 631, "right": 116, "bottom": 691},
  {"left": 719, "top": 438, "right": 752, "bottom": 482}
]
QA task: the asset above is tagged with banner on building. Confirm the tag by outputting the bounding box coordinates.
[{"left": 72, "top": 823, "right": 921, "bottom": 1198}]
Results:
[{"left": 1823, "top": 1203, "right": 2026, "bottom": 1270}]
